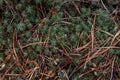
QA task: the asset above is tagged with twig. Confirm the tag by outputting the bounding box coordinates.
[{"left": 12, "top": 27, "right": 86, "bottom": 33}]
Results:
[
  {"left": 74, "top": 41, "right": 91, "bottom": 52},
  {"left": 79, "top": 70, "right": 93, "bottom": 79},
  {"left": 72, "top": 1, "right": 81, "bottom": 15},
  {"left": 91, "top": 14, "right": 97, "bottom": 52},
  {"left": 111, "top": 30, "right": 120, "bottom": 46},
  {"left": 100, "top": 0, "right": 110, "bottom": 13},
  {"left": 110, "top": 56, "right": 116, "bottom": 80},
  {"left": 1, "top": 62, "right": 15, "bottom": 80},
  {"left": 22, "top": 42, "right": 48, "bottom": 48},
  {"left": 28, "top": 67, "right": 39, "bottom": 80}
]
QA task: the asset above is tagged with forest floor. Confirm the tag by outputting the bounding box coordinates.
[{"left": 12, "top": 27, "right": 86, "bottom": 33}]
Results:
[{"left": 0, "top": 0, "right": 120, "bottom": 80}]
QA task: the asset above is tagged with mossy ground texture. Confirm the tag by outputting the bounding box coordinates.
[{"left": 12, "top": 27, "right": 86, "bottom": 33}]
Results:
[{"left": 0, "top": 0, "right": 120, "bottom": 80}]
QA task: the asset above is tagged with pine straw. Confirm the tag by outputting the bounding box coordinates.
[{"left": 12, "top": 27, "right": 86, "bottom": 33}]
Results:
[{"left": 0, "top": 1, "right": 120, "bottom": 80}]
